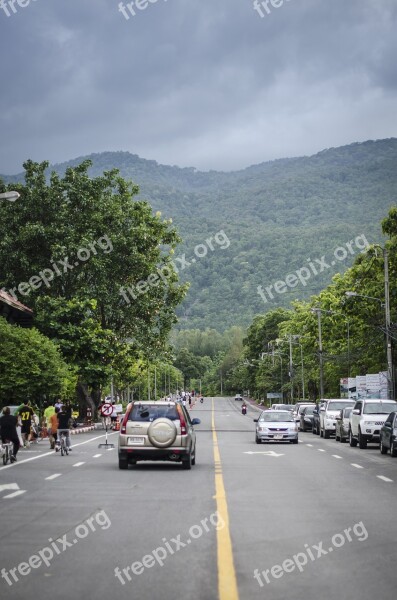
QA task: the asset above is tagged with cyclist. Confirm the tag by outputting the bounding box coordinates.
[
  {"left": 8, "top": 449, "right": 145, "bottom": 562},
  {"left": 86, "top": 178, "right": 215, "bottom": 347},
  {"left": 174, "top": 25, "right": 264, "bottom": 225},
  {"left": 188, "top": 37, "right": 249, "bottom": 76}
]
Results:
[
  {"left": 0, "top": 407, "right": 20, "bottom": 462},
  {"left": 16, "top": 401, "right": 35, "bottom": 447},
  {"left": 55, "top": 404, "right": 72, "bottom": 452}
]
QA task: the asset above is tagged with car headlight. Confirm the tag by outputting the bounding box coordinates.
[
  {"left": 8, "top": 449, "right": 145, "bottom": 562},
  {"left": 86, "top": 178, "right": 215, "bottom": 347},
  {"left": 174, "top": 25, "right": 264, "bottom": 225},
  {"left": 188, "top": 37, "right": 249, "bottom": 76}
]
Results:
[
  {"left": 289, "top": 425, "right": 298, "bottom": 432},
  {"left": 363, "top": 421, "right": 374, "bottom": 427},
  {"left": 258, "top": 427, "right": 269, "bottom": 432}
]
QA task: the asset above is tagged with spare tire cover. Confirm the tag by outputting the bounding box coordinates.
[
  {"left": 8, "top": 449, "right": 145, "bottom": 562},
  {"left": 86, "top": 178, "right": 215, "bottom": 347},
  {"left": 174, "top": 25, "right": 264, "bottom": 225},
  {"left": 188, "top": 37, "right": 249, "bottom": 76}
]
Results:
[{"left": 148, "top": 418, "right": 177, "bottom": 448}]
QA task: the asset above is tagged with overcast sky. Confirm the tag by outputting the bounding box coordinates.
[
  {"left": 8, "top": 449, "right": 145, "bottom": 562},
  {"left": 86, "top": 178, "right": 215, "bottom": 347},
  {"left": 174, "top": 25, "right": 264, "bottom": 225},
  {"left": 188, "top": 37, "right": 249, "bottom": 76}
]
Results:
[{"left": 1, "top": 0, "right": 396, "bottom": 174}]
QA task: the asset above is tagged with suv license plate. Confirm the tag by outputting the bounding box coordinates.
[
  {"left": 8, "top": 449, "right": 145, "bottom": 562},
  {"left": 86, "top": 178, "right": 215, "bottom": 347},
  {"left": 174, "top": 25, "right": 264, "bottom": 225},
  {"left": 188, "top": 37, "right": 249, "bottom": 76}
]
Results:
[
  {"left": 128, "top": 437, "right": 144, "bottom": 445},
  {"left": 274, "top": 434, "right": 283, "bottom": 440}
]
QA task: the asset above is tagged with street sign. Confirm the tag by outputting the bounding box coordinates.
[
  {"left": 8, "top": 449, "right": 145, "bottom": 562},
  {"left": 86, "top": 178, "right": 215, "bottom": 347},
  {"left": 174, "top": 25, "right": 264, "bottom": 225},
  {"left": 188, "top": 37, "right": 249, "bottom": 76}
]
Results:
[{"left": 100, "top": 403, "right": 113, "bottom": 417}]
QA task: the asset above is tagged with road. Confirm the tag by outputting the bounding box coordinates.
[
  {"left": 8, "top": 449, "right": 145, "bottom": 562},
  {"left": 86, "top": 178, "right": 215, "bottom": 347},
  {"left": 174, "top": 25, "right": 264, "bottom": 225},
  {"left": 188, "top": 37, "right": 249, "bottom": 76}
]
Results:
[{"left": 1, "top": 397, "right": 397, "bottom": 600}]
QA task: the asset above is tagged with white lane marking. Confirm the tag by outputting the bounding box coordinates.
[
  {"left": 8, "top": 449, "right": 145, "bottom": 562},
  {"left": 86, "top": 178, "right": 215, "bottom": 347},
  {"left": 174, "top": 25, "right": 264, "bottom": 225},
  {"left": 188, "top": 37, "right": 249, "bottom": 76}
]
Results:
[
  {"left": 332, "top": 455, "right": 343, "bottom": 459},
  {"left": 244, "top": 451, "right": 284, "bottom": 457},
  {"left": 3, "top": 490, "right": 26, "bottom": 499},
  {"left": 72, "top": 462, "right": 85, "bottom": 467},
  {"left": 318, "top": 449, "right": 326, "bottom": 452},
  {"left": 0, "top": 483, "right": 19, "bottom": 492},
  {"left": 351, "top": 463, "right": 364, "bottom": 469},
  {"left": 377, "top": 475, "right": 393, "bottom": 483},
  {"left": 0, "top": 433, "right": 116, "bottom": 471},
  {"left": 45, "top": 474, "right": 62, "bottom": 480},
  {"left": 93, "top": 454, "right": 102, "bottom": 458},
  {"left": 306, "top": 444, "right": 313, "bottom": 447}
]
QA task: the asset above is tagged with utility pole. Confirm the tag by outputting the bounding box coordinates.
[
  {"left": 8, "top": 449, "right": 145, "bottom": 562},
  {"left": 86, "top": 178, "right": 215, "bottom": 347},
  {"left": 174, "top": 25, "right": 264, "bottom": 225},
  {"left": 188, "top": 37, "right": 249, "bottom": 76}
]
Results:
[
  {"left": 311, "top": 309, "right": 324, "bottom": 399},
  {"left": 384, "top": 248, "right": 394, "bottom": 399},
  {"left": 288, "top": 334, "right": 294, "bottom": 403}
]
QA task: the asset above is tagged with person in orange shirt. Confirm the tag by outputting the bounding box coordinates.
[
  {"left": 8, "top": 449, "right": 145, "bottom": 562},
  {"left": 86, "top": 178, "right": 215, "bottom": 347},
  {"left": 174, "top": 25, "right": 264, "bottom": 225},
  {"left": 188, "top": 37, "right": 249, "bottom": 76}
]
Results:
[{"left": 49, "top": 408, "right": 59, "bottom": 450}]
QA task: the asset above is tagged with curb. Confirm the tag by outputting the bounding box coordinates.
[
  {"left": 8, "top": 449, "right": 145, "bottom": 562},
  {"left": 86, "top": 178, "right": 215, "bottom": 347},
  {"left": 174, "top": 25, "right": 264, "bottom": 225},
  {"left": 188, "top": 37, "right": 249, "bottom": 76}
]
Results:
[{"left": 70, "top": 426, "right": 96, "bottom": 435}]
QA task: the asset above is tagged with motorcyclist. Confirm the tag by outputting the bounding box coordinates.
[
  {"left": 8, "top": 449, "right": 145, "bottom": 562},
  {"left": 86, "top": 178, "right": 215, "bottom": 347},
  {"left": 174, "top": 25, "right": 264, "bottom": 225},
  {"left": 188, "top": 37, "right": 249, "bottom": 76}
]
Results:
[{"left": 242, "top": 402, "right": 247, "bottom": 415}]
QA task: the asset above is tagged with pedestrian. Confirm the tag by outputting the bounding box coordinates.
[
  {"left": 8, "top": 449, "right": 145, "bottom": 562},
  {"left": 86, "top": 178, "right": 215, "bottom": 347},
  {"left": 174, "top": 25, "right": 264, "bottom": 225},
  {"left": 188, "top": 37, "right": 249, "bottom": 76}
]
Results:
[
  {"left": 0, "top": 407, "right": 20, "bottom": 462},
  {"left": 49, "top": 408, "right": 59, "bottom": 449},
  {"left": 16, "top": 401, "right": 35, "bottom": 447},
  {"left": 188, "top": 394, "right": 192, "bottom": 407},
  {"left": 55, "top": 399, "right": 63, "bottom": 410},
  {"left": 111, "top": 402, "right": 118, "bottom": 429},
  {"left": 44, "top": 402, "right": 56, "bottom": 446}
]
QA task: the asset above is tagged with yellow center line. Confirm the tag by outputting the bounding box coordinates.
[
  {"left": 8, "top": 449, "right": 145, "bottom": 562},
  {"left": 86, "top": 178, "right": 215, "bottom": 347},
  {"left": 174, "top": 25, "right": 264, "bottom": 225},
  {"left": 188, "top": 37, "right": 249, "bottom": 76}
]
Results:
[{"left": 212, "top": 398, "right": 239, "bottom": 600}]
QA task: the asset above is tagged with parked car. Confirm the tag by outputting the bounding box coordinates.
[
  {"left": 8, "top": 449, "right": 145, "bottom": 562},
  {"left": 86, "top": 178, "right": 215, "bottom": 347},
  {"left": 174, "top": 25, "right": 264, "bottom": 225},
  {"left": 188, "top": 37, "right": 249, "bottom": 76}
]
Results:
[
  {"left": 312, "top": 403, "right": 324, "bottom": 435},
  {"left": 293, "top": 402, "right": 315, "bottom": 426},
  {"left": 379, "top": 411, "right": 397, "bottom": 456},
  {"left": 254, "top": 410, "right": 298, "bottom": 444},
  {"left": 271, "top": 404, "right": 294, "bottom": 412},
  {"left": 319, "top": 399, "right": 355, "bottom": 439},
  {"left": 335, "top": 407, "right": 353, "bottom": 443},
  {"left": 349, "top": 399, "right": 397, "bottom": 449},
  {"left": 235, "top": 394, "right": 243, "bottom": 401},
  {"left": 300, "top": 405, "right": 315, "bottom": 431},
  {"left": 118, "top": 401, "right": 201, "bottom": 470}
]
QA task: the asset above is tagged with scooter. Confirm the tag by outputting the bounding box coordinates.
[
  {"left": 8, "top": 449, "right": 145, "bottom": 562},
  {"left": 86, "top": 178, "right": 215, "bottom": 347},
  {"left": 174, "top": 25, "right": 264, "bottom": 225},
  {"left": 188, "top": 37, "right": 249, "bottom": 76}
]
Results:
[{"left": 242, "top": 404, "right": 247, "bottom": 415}]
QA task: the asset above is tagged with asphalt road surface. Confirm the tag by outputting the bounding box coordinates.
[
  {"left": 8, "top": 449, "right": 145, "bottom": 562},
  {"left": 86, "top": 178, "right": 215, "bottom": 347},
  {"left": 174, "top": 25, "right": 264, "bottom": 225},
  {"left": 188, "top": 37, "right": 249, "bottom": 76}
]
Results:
[{"left": 1, "top": 397, "right": 397, "bottom": 600}]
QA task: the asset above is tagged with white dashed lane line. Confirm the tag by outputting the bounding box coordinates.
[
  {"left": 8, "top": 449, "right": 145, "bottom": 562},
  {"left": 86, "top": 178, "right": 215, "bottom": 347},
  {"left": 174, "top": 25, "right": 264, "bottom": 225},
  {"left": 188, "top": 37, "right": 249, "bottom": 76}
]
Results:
[
  {"left": 332, "top": 455, "right": 343, "bottom": 459},
  {"left": 45, "top": 473, "right": 62, "bottom": 480},
  {"left": 377, "top": 475, "right": 393, "bottom": 483},
  {"left": 318, "top": 449, "right": 326, "bottom": 452},
  {"left": 3, "top": 490, "right": 26, "bottom": 499},
  {"left": 351, "top": 463, "right": 364, "bottom": 469},
  {"left": 306, "top": 444, "right": 313, "bottom": 447},
  {"left": 93, "top": 454, "right": 102, "bottom": 458},
  {"left": 72, "top": 462, "right": 85, "bottom": 467}
]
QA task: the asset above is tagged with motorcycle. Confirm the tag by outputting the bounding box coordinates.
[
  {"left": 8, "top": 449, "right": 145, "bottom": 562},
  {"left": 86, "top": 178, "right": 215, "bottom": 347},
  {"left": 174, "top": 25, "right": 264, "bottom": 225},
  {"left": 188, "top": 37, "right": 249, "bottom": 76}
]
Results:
[
  {"left": 242, "top": 404, "right": 247, "bottom": 415},
  {"left": 200, "top": 397, "right": 204, "bottom": 403}
]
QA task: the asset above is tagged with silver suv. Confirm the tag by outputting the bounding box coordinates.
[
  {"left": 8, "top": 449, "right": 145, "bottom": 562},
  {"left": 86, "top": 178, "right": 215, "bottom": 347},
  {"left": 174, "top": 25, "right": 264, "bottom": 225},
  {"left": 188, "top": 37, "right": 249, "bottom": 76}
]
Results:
[{"left": 118, "top": 401, "right": 201, "bottom": 470}]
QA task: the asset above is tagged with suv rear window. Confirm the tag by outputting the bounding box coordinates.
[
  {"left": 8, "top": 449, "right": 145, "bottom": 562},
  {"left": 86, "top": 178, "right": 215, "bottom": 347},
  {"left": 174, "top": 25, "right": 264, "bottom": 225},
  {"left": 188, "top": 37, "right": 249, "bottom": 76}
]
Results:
[{"left": 128, "top": 404, "right": 179, "bottom": 422}]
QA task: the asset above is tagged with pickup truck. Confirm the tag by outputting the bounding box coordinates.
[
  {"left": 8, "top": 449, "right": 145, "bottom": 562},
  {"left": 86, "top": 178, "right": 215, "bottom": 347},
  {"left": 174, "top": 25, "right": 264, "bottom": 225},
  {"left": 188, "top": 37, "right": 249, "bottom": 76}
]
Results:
[{"left": 349, "top": 399, "right": 397, "bottom": 449}]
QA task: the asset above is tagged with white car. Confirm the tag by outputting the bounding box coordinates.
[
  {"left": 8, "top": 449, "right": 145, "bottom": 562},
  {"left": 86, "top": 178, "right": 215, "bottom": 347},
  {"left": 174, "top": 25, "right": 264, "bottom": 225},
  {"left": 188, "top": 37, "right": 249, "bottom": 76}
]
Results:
[
  {"left": 349, "top": 398, "right": 397, "bottom": 449},
  {"left": 319, "top": 399, "right": 355, "bottom": 439}
]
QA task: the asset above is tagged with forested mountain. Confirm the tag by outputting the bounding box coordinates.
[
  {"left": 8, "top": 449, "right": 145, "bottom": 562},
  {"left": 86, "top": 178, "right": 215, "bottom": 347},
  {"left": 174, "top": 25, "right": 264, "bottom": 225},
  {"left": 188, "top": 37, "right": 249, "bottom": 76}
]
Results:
[{"left": 2, "top": 138, "right": 396, "bottom": 331}]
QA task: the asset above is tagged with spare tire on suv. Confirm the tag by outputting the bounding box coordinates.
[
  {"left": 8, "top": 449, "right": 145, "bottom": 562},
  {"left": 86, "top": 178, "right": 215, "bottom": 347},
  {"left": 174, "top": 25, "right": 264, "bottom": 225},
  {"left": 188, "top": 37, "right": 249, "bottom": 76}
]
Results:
[{"left": 147, "top": 418, "right": 177, "bottom": 448}]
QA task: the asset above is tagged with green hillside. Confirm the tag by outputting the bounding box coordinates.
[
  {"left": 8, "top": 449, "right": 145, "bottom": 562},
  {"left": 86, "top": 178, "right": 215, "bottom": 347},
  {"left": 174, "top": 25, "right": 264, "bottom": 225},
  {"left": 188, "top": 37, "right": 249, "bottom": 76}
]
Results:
[{"left": 2, "top": 138, "right": 396, "bottom": 331}]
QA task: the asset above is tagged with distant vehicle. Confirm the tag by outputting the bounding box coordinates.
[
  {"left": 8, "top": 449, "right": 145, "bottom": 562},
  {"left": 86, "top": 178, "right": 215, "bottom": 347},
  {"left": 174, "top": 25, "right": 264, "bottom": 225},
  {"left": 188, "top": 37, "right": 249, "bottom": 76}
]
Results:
[
  {"left": 300, "top": 405, "right": 315, "bottom": 431},
  {"left": 335, "top": 407, "right": 353, "bottom": 443},
  {"left": 118, "top": 401, "right": 201, "bottom": 470},
  {"left": 319, "top": 399, "right": 355, "bottom": 439},
  {"left": 293, "top": 402, "right": 316, "bottom": 425},
  {"left": 235, "top": 394, "right": 243, "bottom": 401},
  {"left": 349, "top": 399, "right": 397, "bottom": 449},
  {"left": 380, "top": 411, "right": 397, "bottom": 456},
  {"left": 253, "top": 410, "right": 298, "bottom": 444}
]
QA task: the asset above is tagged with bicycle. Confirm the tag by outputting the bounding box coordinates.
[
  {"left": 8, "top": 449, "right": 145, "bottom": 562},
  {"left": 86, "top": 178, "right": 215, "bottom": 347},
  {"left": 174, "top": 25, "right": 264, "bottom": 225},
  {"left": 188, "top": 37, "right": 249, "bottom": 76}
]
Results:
[
  {"left": 57, "top": 431, "right": 69, "bottom": 456},
  {"left": 1, "top": 440, "right": 15, "bottom": 465}
]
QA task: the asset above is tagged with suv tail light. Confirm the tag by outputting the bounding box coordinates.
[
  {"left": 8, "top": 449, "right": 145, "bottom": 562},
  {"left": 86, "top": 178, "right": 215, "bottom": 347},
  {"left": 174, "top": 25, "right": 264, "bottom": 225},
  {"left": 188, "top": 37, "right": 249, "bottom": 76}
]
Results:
[
  {"left": 120, "top": 403, "right": 133, "bottom": 434},
  {"left": 176, "top": 404, "right": 187, "bottom": 435}
]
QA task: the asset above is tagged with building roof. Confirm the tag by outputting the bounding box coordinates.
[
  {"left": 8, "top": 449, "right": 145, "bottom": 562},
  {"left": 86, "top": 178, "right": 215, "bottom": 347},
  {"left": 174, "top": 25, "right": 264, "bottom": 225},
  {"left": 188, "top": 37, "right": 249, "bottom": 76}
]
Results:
[{"left": 0, "top": 289, "right": 33, "bottom": 328}]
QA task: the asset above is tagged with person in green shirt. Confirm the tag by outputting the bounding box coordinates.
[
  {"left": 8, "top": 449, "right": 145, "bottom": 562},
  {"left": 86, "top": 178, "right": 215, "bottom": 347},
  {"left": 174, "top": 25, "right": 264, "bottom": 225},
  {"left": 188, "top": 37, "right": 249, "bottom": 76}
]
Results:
[{"left": 44, "top": 402, "right": 56, "bottom": 448}]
